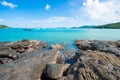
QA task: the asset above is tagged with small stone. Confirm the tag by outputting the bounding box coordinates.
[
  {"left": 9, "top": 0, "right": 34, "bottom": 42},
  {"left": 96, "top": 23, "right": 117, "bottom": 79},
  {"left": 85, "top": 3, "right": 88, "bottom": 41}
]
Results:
[{"left": 51, "top": 44, "right": 64, "bottom": 50}]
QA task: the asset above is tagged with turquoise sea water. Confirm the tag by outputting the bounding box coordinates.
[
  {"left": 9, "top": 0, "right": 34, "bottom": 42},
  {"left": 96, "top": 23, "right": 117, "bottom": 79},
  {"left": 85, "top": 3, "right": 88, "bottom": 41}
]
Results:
[{"left": 0, "top": 28, "right": 120, "bottom": 43}]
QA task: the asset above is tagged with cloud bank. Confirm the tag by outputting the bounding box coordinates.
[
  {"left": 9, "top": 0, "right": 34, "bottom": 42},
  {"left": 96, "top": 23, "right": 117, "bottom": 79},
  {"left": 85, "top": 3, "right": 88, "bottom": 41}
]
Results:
[
  {"left": 79, "top": 0, "right": 120, "bottom": 24},
  {"left": 34, "top": 0, "right": 120, "bottom": 27}
]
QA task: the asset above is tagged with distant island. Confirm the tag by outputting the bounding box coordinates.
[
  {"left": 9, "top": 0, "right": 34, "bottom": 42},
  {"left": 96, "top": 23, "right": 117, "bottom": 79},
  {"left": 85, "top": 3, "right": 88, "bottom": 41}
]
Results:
[
  {"left": 0, "top": 24, "right": 9, "bottom": 28},
  {"left": 96, "top": 22, "right": 120, "bottom": 29},
  {"left": 72, "top": 22, "right": 120, "bottom": 29},
  {"left": 0, "top": 22, "right": 120, "bottom": 29}
]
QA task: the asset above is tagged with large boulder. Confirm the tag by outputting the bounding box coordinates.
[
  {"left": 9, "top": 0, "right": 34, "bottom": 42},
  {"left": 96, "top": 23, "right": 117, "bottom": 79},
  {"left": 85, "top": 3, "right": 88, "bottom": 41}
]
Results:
[
  {"left": 90, "top": 40, "right": 120, "bottom": 56},
  {"left": 10, "top": 40, "right": 41, "bottom": 53},
  {"left": 45, "top": 64, "right": 70, "bottom": 79},
  {"left": 75, "top": 40, "right": 120, "bottom": 57},
  {"left": 75, "top": 40, "right": 94, "bottom": 50},
  {"left": 0, "top": 40, "right": 47, "bottom": 64},
  {"left": 0, "top": 49, "right": 61, "bottom": 80},
  {"left": 67, "top": 50, "right": 120, "bottom": 80}
]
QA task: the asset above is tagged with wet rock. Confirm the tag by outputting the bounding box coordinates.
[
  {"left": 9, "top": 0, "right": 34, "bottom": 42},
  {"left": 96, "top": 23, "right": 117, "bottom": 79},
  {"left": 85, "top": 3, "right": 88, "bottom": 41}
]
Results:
[
  {"left": 64, "top": 50, "right": 74, "bottom": 57},
  {"left": 45, "top": 64, "right": 70, "bottom": 79},
  {"left": 75, "top": 40, "right": 84, "bottom": 45},
  {"left": 0, "top": 49, "right": 60, "bottom": 80},
  {"left": 51, "top": 44, "right": 64, "bottom": 50}
]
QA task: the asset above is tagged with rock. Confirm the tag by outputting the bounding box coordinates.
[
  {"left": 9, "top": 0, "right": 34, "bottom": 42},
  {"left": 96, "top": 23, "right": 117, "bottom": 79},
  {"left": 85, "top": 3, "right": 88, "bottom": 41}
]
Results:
[
  {"left": 0, "top": 49, "right": 18, "bottom": 64},
  {"left": 0, "top": 40, "right": 45, "bottom": 64},
  {"left": 51, "top": 44, "right": 64, "bottom": 50},
  {"left": 57, "top": 75, "right": 74, "bottom": 80},
  {"left": 45, "top": 64, "right": 70, "bottom": 79},
  {"left": 66, "top": 75, "right": 74, "bottom": 80},
  {"left": 90, "top": 40, "right": 120, "bottom": 56},
  {"left": 56, "top": 53, "right": 64, "bottom": 64},
  {"left": 116, "top": 40, "right": 120, "bottom": 48},
  {"left": 11, "top": 40, "right": 41, "bottom": 53},
  {"left": 0, "top": 49, "right": 60, "bottom": 80},
  {"left": 75, "top": 40, "right": 120, "bottom": 57},
  {"left": 64, "top": 50, "right": 74, "bottom": 57},
  {"left": 0, "top": 40, "right": 120, "bottom": 80},
  {"left": 75, "top": 40, "right": 83, "bottom": 45},
  {"left": 75, "top": 40, "right": 94, "bottom": 50},
  {"left": 67, "top": 50, "right": 120, "bottom": 80},
  {"left": 57, "top": 76, "right": 67, "bottom": 80},
  {"left": 107, "top": 40, "right": 120, "bottom": 48},
  {"left": 90, "top": 40, "right": 110, "bottom": 50},
  {"left": 39, "top": 41, "right": 47, "bottom": 48}
]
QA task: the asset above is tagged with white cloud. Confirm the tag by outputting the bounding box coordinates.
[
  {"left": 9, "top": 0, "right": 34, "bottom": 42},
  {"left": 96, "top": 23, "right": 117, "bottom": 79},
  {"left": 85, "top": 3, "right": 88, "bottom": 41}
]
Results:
[
  {"left": 4, "top": 0, "right": 120, "bottom": 28},
  {"left": 45, "top": 4, "right": 51, "bottom": 10},
  {"left": 32, "top": 16, "right": 67, "bottom": 23},
  {"left": 0, "top": 1, "right": 17, "bottom": 9},
  {"left": 0, "top": 19, "right": 4, "bottom": 22},
  {"left": 31, "top": 16, "right": 81, "bottom": 28},
  {"left": 79, "top": 0, "right": 120, "bottom": 24},
  {"left": 38, "top": 0, "right": 120, "bottom": 27}
]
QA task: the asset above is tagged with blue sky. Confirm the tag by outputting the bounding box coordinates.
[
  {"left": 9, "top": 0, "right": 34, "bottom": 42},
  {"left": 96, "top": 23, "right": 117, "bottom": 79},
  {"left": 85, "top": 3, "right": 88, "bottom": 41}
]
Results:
[{"left": 0, "top": 0, "right": 120, "bottom": 28}]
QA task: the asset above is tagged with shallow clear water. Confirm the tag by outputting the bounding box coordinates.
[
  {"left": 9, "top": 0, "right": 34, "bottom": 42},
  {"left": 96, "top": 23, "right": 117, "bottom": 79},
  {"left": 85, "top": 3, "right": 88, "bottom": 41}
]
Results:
[
  {"left": 0, "top": 28, "right": 120, "bottom": 43},
  {"left": 1, "top": 28, "right": 120, "bottom": 64}
]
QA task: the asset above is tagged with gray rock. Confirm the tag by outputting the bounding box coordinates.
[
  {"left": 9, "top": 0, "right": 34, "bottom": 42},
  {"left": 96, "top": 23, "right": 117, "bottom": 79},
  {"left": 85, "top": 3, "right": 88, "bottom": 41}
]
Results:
[
  {"left": 90, "top": 41, "right": 120, "bottom": 56},
  {"left": 0, "top": 40, "right": 47, "bottom": 64},
  {"left": 0, "top": 49, "right": 60, "bottom": 80},
  {"left": 45, "top": 64, "right": 70, "bottom": 79},
  {"left": 75, "top": 40, "right": 93, "bottom": 50},
  {"left": 68, "top": 50, "right": 120, "bottom": 80},
  {"left": 75, "top": 40, "right": 120, "bottom": 56}
]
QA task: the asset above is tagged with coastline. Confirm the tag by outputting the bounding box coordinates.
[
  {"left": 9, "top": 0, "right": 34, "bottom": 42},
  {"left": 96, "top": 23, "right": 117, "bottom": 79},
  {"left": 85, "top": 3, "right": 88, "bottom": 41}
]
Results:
[{"left": 0, "top": 39, "right": 120, "bottom": 80}]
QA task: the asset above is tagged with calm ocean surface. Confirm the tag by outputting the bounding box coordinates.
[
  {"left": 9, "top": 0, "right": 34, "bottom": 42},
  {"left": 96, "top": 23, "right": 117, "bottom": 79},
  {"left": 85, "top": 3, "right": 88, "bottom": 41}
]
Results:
[{"left": 0, "top": 28, "right": 120, "bottom": 43}]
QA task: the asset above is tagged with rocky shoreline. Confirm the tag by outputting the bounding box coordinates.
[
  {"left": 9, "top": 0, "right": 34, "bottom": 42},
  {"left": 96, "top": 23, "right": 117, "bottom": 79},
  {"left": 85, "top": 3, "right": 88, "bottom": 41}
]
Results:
[{"left": 0, "top": 40, "right": 120, "bottom": 80}]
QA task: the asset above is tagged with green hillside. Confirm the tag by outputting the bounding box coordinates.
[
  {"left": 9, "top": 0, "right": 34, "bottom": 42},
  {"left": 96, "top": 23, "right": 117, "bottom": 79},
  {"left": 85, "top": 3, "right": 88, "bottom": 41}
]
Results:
[
  {"left": 0, "top": 25, "right": 9, "bottom": 28},
  {"left": 96, "top": 22, "right": 120, "bottom": 29}
]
